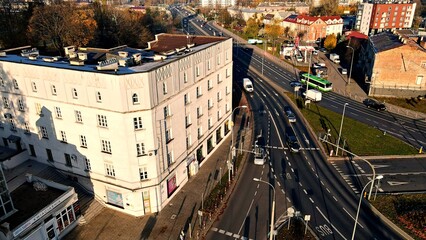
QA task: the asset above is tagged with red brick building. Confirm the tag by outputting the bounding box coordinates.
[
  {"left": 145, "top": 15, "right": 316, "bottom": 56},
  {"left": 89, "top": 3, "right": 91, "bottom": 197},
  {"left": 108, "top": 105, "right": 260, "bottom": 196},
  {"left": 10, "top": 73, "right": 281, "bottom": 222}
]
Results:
[
  {"left": 356, "top": 0, "right": 416, "bottom": 36},
  {"left": 282, "top": 15, "right": 343, "bottom": 42}
]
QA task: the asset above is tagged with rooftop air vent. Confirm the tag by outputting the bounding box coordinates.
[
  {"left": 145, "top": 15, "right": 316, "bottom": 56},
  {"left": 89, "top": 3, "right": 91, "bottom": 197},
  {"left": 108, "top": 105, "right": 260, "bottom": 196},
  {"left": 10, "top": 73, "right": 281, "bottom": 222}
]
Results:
[
  {"left": 21, "top": 48, "right": 39, "bottom": 57},
  {"left": 153, "top": 55, "right": 167, "bottom": 61},
  {"left": 132, "top": 53, "right": 142, "bottom": 64},
  {"left": 97, "top": 58, "right": 118, "bottom": 71},
  {"left": 70, "top": 59, "right": 84, "bottom": 66},
  {"left": 64, "top": 46, "right": 76, "bottom": 56},
  {"left": 69, "top": 52, "right": 77, "bottom": 59},
  {"left": 28, "top": 54, "right": 38, "bottom": 60},
  {"left": 78, "top": 52, "right": 88, "bottom": 61},
  {"left": 118, "top": 51, "right": 128, "bottom": 58},
  {"left": 0, "top": 51, "right": 5, "bottom": 57},
  {"left": 43, "top": 57, "right": 59, "bottom": 62},
  {"left": 187, "top": 43, "right": 195, "bottom": 48}
]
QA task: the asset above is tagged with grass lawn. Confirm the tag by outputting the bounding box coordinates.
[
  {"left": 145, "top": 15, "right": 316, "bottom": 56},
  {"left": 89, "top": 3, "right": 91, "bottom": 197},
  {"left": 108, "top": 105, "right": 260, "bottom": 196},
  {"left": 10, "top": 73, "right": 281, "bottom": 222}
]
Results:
[
  {"left": 287, "top": 94, "right": 418, "bottom": 156},
  {"left": 372, "top": 194, "right": 426, "bottom": 240},
  {"left": 376, "top": 97, "right": 426, "bottom": 114}
]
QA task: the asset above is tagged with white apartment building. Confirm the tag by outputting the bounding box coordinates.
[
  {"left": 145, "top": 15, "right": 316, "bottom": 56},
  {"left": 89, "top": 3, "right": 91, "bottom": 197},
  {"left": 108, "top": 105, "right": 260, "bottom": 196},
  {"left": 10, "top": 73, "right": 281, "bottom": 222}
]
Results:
[
  {"left": 200, "top": 0, "right": 236, "bottom": 7},
  {"left": 0, "top": 33, "right": 233, "bottom": 217}
]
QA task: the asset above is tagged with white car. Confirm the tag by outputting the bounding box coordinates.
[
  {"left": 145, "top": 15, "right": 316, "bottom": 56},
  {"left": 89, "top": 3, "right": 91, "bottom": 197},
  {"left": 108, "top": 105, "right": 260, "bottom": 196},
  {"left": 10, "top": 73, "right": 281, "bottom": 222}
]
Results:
[{"left": 341, "top": 68, "right": 348, "bottom": 75}]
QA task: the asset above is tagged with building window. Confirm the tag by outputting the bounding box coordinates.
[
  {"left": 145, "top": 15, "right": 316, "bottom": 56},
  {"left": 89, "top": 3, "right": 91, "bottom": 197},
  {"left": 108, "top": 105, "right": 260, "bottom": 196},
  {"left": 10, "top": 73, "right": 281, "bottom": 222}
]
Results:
[
  {"left": 97, "top": 114, "right": 108, "bottom": 127},
  {"left": 9, "top": 119, "right": 16, "bottom": 131},
  {"left": 416, "top": 75, "right": 423, "bottom": 85},
  {"left": 136, "top": 143, "right": 145, "bottom": 156},
  {"left": 166, "top": 128, "right": 173, "bottom": 142},
  {"left": 184, "top": 93, "right": 190, "bottom": 105},
  {"left": 197, "top": 107, "right": 203, "bottom": 118},
  {"left": 13, "top": 79, "right": 18, "bottom": 89},
  {"left": 183, "top": 72, "right": 188, "bottom": 83},
  {"left": 421, "top": 61, "right": 426, "bottom": 68},
  {"left": 101, "top": 140, "right": 112, "bottom": 153},
  {"left": 139, "top": 166, "right": 148, "bottom": 180},
  {"left": 226, "top": 86, "right": 230, "bottom": 95},
  {"left": 24, "top": 122, "right": 30, "bottom": 134},
  {"left": 75, "top": 110, "right": 83, "bottom": 123},
  {"left": 60, "top": 131, "right": 67, "bottom": 143},
  {"left": 185, "top": 114, "right": 191, "bottom": 128},
  {"left": 134, "top": 117, "right": 143, "bottom": 130},
  {"left": 31, "top": 82, "right": 37, "bottom": 92},
  {"left": 35, "top": 103, "right": 42, "bottom": 115},
  {"left": 3, "top": 97, "right": 9, "bottom": 109},
  {"left": 208, "top": 99, "right": 213, "bottom": 109},
  {"left": 72, "top": 88, "right": 78, "bottom": 98},
  {"left": 217, "top": 73, "right": 222, "bottom": 83},
  {"left": 40, "top": 126, "right": 48, "bottom": 139},
  {"left": 132, "top": 93, "right": 139, "bottom": 104},
  {"left": 226, "top": 68, "right": 230, "bottom": 77},
  {"left": 198, "top": 127, "right": 203, "bottom": 139},
  {"left": 65, "top": 153, "right": 72, "bottom": 167},
  {"left": 186, "top": 135, "right": 192, "bottom": 149},
  {"left": 217, "top": 55, "right": 221, "bottom": 65},
  {"left": 105, "top": 163, "right": 115, "bottom": 177},
  {"left": 217, "top": 109, "right": 222, "bottom": 120},
  {"left": 208, "top": 79, "right": 213, "bottom": 90},
  {"left": 0, "top": 77, "right": 4, "bottom": 87},
  {"left": 208, "top": 118, "right": 212, "bottom": 129},
  {"left": 56, "top": 206, "right": 75, "bottom": 233},
  {"left": 85, "top": 158, "right": 91, "bottom": 171},
  {"left": 18, "top": 99, "right": 24, "bottom": 111},
  {"left": 96, "top": 91, "right": 102, "bottom": 102},
  {"left": 164, "top": 105, "right": 171, "bottom": 118},
  {"left": 207, "top": 60, "right": 211, "bottom": 70},
  {"left": 46, "top": 148, "right": 53, "bottom": 162},
  {"left": 162, "top": 82, "right": 167, "bottom": 95},
  {"left": 226, "top": 103, "right": 230, "bottom": 113},
  {"left": 196, "top": 86, "right": 202, "bottom": 98},
  {"left": 196, "top": 66, "right": 200, "bottom": 77},
  {"left": 167, "top": 150, "right": 174, "bottom": 166},
  {"left": 29, "top": 144, "right": 36, "bottom": 156},
  {"left": 217, "top": 91, "right": 222, "bottom": 102},
  {"left": 55, "top": 107, "right": 62, "bottom": 118},
  {"left": 51, "top": 85, "right": 57, "bottom": 95},
  {"left": 80, "top": 135, "right": 87, "bottom": 148}
]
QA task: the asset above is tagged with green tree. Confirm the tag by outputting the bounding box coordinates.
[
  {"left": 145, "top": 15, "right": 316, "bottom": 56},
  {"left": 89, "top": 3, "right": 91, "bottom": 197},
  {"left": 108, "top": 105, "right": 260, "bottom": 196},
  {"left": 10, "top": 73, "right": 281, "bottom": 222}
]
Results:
[
  {"left": 244, "top": 16, "right": 261, "bottom": 38},
  {"left": 324, "top": 34, "right": 337, "bottom": 50}
]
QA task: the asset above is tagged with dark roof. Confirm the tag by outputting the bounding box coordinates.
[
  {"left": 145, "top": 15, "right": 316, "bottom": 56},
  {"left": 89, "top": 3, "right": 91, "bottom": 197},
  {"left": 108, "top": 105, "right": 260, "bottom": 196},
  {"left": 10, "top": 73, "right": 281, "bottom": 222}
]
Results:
[{"left": 370, "top": 32, "right": 403, "bottom": 53}]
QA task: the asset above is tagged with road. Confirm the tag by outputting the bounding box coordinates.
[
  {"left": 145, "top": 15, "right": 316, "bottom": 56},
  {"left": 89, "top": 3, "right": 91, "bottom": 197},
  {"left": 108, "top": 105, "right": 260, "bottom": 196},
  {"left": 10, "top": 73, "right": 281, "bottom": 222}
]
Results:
[
  {"left": 182, "top": 16, "right": 418, "bottom": 239},
  {"left": 330, "top": 157, "right": 426, "bottom": 194}
]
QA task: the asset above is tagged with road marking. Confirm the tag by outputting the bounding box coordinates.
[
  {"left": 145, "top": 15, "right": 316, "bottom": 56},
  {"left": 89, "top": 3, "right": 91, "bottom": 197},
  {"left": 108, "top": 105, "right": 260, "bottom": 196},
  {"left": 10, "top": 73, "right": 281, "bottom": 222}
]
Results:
[
  {"left": 254, "top": 191, "right": 257, "bottom": 196},
  {"left": 316, "top": 206, "right": 347, "bottom": 240},
  {"left": 277, "top": 181, "right": 281, "bottom": 187},
  {"left": 309, "top": 197, "right": 314, "bottom": 203},
  {"left": 373, "top": 164, "right": 390, "bottom": 169},
  {"left": 299, "top": 182, "right": 303, "bottom": 187},
  {"left": 326, "top": 188, "right": 331, "bottom": 193},
  {"left": 320, "top": 181, "right": 325, "bottom": 186},
  {"left": 291, "top": 168, "right": 294, "bottom": 173},
  {"left": 387, "top": 181, "right": 409, "bottom": 186},
  {"left": 303, "top": 189, "right": 308, "bottom": 194},
  {"left": 333, "top": 196, "right": 338, "bottom": 202},
  {"left": 286, "top": 197, "right": 292, "bottom": 203},
  {"left": 343, "top": 208, "right": 364, "bottom": 229}
]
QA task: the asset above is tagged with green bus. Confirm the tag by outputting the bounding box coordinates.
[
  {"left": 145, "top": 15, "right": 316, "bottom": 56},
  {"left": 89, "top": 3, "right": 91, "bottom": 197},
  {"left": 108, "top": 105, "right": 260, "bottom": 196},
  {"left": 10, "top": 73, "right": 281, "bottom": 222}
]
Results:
[{"left": 300, "top": 73, "right": 333, "bottom": 92}]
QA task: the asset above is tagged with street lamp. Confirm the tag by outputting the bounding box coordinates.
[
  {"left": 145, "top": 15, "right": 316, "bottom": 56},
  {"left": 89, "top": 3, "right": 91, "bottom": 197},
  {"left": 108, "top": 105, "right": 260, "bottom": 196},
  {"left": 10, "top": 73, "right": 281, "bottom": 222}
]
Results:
[
  {"left": 351, "top": 175, "right": 384, "bottom": 240},
  {"left": 347, "top": 45, "right": 354, "bottom": 85},
  {"left": 253, "top": 178, "right": 276, "bottom": 240},
  {"left": 336, "top": 103, "right": 349, "bottom": 156}
]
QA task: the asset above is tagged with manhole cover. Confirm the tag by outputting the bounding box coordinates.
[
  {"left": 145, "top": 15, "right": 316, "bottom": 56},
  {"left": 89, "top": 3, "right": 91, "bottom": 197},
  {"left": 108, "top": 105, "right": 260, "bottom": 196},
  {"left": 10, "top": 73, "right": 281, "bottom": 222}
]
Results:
[{"left": 171, "top": 214, "right": 176, "bottom": 219}]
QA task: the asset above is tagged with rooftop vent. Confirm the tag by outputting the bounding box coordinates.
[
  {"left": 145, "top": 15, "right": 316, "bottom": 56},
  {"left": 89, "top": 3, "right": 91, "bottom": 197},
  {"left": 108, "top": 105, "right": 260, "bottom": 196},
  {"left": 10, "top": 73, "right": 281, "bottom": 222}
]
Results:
[
  {"left": 187, "top": 43, "right": 195, "bottom": 48},
  {"left": 64, "top": 46, "right": 76, "bottom": 56},
  {"left": 0, "top": 51, "right": 5, "bottom": 57},
  {"left": 43, "top": 57, "right": 59, "bottom": 62},
  {"left": 70, "top": 59, "right": 84, "bottom": 66},
  {"left": 153, "top": 55, "right": 167, "bottom": 61},
  {"left": 28, "top": 54, "right": 38, "bottom": 60},
  {"left": 118, "top": 58, "right": 130, "bottom": 67},
  {"left": 133, "top": 53, "right": 142, "bottom": 64},
  {"left": 97, "top": 58, "right": 118, "bottom": 71},
  {"left": 78, "top": 52, "right": 88, "bottom": 61},
  {"left": 69, "top": 52, "right": 77, "bottom": 59},
  {"left": 21, "top": 48, "right": 39, "bottom": 57},
  {"left": 118, "top": 51, "right": 128, "bottom": 58}
]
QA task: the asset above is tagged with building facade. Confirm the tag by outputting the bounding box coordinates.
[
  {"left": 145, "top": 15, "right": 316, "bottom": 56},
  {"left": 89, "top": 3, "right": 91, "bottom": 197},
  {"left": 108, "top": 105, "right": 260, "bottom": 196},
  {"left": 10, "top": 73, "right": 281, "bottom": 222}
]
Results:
[
  {"left": 282, "top": 15, "right": 343, "bottom": 42},
  {"left": 355, "top": 0, "right": 416, "bottom": 36},
  {"left": 200, "top": 0, "right": 236, "bottom": 7},
  {"left": 0, "top": 34, "right": 233, "bottom": 217},
  {"left": 358, "top": 31, "right": 426, "bottom": 97}
]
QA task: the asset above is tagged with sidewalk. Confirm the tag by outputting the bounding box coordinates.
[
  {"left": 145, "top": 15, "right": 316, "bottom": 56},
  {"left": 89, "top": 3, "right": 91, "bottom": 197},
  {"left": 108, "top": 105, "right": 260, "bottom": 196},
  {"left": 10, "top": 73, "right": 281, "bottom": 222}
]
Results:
[{"left": 65, "top": 99, "right": 254, "bottom": 240}]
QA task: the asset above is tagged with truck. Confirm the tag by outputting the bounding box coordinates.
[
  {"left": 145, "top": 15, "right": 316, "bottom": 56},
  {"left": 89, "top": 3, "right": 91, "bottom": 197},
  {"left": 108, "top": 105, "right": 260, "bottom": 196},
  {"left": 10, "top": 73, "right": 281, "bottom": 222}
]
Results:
[
  {"left": 329, "top": 53, "right": 340, "bottom": 64},
  {"left": 243, "top": 78, "right": 254, "bottom": 92},
  {"left": 304, "top": 89, "right": 322, "bottom": 102}
]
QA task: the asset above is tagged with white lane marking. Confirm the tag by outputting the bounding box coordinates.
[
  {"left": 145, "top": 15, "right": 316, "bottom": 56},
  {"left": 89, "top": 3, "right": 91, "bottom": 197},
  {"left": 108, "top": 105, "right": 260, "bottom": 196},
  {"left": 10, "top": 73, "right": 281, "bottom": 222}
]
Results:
[
  {"left": 309, "top": 197, "right": 314, "bottom": 203},
  {"left": 303, "top": 189, "right": 308, "bottom": 194},
  {"left": 326, "top": 188, "right": 331, "bottom": 193},
  {"left": 343, "top": 208, "right": 364, "bottom": 229},
  {"left": 316, "top": 206, "right": 347, "bottom": 240},
  {"left": 333, "top": 196, "right": 338, "bottom": 202},
  {"left": 237, "top": 198, "right": 255, "bottom": 236}
]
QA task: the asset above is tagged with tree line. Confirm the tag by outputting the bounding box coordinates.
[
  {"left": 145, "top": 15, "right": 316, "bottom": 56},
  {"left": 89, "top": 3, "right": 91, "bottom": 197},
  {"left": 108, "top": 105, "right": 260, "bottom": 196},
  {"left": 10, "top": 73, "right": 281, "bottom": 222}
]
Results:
[{"left": 0, "top": 1, "right": 172, "bottom": 55}]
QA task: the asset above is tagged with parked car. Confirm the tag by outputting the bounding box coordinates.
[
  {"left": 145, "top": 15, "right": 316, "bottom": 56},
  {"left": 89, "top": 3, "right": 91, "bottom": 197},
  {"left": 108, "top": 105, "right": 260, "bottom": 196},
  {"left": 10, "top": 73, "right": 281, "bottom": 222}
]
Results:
[
  {"left": 290, "top": 81, "right": 302, "bottom": 88},
  {"left": 313, "top": 50, "right": 319, "bottom": 55},
  {"left": 341, "top": 68, "right": 348, "bottom": 75},
  {"left": 363, "top": 98, "right": 387, "bottom": 111},
  {"left": 284, "top": 106, "right": 296, "bottom": 123}
]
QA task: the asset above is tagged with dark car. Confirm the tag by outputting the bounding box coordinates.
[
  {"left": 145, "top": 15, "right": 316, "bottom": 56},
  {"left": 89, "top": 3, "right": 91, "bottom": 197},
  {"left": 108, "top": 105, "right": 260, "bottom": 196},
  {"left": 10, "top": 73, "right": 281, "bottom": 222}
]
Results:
[
  {"left": 363, "top": 98, "right": 387, "bottom": 111},
  {"left": 284, "top": 106, "right": 296, "bottom": 123},
  {"left": 290, "top": 81, "right": 302, "bottom": 88}
]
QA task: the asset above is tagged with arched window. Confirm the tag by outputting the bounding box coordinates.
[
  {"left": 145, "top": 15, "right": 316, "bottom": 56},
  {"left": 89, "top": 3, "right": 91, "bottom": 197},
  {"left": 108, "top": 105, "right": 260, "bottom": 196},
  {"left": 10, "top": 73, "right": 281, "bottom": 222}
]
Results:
[{"left": 132, "top": 93, "right": 139, "bottom": 104}]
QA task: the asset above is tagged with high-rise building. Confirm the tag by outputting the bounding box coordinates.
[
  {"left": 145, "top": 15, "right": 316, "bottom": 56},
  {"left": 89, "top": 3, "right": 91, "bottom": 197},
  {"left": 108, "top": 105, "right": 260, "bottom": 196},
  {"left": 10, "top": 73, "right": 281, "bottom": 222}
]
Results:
[
  {"left": 355, "top": 0, "right": 416, "bottom": 36},
  {"left": 0, "top": 33, "right": 233, "bottom": 217}
]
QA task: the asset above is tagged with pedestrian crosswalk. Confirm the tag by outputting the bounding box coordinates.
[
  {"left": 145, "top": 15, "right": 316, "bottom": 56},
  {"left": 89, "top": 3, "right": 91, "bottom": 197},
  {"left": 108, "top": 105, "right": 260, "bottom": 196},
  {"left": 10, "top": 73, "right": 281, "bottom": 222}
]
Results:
[
  {"left": 211, "top": 227, "right": 254, "bottom": 240},
  {"left": 330, "top": 161, "right": 360, "bottom": 194}
]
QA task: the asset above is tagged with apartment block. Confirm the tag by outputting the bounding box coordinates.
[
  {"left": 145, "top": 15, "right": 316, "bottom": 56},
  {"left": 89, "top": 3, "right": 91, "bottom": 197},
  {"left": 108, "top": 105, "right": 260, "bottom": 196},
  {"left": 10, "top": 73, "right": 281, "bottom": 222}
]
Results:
[
  {"left": 355, "top": 0, "right": 416, "bottom": 36},
  {"left": 0, "top": 33, "right": 233, "bottom": 217}
]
